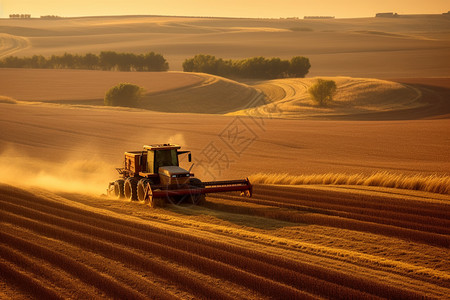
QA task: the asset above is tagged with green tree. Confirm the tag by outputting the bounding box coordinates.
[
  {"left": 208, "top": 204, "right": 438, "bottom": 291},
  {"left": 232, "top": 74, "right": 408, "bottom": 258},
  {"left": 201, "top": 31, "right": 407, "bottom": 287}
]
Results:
[
  {"left": 82, "top": 53, "right": 100, "bottom": 69},
  {"left": 99, "top": 51, "right": 119, "bottom": 71},
  {"left": 183, "top": 54, "right": 310, "bottom": 79},
  {"left": 289, "top": 56, "right": 311, "bottom": 78},
  {"left": 30, "top": 55, "right": 48, "bottom": 68},
  {"left": 266, "top": 57, "right": 289, "bottom": 78},
  {"left": 61, "top": 53, "right": 76, "bottom": 69},
  {"left": 142, "top": 52, "right": 169, "bottom": 71},
  {"left": 182, "top": 58, "right": 195, "bottom": 72},
  {"left": 193, "top": 54, "right": 220, "bottom": 73},
  {"left": 308, "top": 79, "right": 337, "bottom": 106},
  {"left": 104, "top": 83, "right": 144, "bottom": 107},
  {"left": 3, "top": 56, "right": 22, "bottom": 67}
]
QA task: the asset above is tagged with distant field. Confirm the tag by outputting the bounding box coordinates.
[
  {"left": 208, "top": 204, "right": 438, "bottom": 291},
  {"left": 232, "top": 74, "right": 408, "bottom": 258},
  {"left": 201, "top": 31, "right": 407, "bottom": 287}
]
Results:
[
  {"left": 0, "top": 97, "right": 449, "bottom": 180},
  {"left": 0, "top": 69, "right": 264, "bottom": 113},
  {"left": 2, "top": 68, "right": 450, "bottom": 118},
  {"left": 0, "top": 68, "right": 203, "bottom": 101},
  {"left": 0, "top": 15, "right": 449, "bottom": 77}
]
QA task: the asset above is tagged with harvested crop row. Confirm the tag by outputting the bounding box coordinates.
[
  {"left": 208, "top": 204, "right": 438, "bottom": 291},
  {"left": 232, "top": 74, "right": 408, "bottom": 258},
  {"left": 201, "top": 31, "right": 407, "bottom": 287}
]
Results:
[
  {"left": 0, "top": 260, "right": 62, "bottom": 300},
  {"left": 208, "top": 193, "right": 450, "bottom": 247},
  {"left": 0, "top": 190, "right": 433, "bottom": 299},
  {"left": 0, "top": 230, "right": 162, "bottom": 300},
  {"left": 0, "top": 243, "right": 104, "bottom": 299},
  {"left": 0, "top": 201, "right": 313, "bottom": 299},
  {"left": 2, "top": 190, "right": 431, "bottom": 298},
  {"left": 219, "top": 188, "right": 450, "bottom": 234},
  {"left": 1, "top": 223, "right": 189, "bottom": 299},
  {"left": 6, "top": 197, "right": 389, "bottom": 299},
  {"left": 255, "top": 185, "right": 450, "bottom": 219}
]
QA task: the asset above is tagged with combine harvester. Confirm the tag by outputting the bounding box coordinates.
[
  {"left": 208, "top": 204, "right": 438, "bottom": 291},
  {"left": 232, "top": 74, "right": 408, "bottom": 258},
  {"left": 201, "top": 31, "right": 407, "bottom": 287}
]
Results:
[{"left": 108, "top": 144, "right": 252, "bottom": 207}]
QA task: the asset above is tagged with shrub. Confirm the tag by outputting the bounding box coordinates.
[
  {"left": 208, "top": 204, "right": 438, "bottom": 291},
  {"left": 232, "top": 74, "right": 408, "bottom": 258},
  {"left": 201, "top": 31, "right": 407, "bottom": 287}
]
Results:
[
  {"left": 308, "top": 79, "right": 337, "bottom": 106},
  {"left": 104, "top": 83, "right": 144, "bottom": 107}
]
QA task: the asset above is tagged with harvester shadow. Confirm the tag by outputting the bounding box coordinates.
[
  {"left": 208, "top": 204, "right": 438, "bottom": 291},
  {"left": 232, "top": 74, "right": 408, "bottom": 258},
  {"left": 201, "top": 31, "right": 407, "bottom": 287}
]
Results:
[{"left": 166, "top": 200, "right": 304, "bottom": 230}]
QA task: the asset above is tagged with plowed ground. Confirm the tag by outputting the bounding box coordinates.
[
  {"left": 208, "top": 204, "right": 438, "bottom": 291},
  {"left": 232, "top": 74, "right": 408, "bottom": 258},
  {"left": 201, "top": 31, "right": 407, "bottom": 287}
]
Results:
[{"left": 1, "top": 183, "right": 449, "bottom": 299}]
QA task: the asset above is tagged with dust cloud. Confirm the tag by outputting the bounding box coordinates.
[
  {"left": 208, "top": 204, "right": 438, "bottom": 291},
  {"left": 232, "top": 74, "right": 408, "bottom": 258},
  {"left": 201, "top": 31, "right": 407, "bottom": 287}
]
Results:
[
  {"left": 0, "top": 133, "right": 189, "bottom": 195},
  {"left": 0, "top": 146, "right": 116, "bottom": 195}
]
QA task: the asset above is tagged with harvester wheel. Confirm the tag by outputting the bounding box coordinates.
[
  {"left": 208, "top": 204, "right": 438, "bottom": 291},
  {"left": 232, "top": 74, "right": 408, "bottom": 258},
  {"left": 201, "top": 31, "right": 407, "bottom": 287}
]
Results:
[
  {"left": 124, "top": 177, "right": 138, "bottom": 201},
  {"left": 137, "top": 179, "right": 150, "bottom": 202},
  {"left": 143, "top": 184, "right": 166, "bottom": 208},
  {"left": 189, "top": 178, "right": 206, "bottom": 205},
  {"left": 113, "top": 179, "right": 125, "bottom": 199}
]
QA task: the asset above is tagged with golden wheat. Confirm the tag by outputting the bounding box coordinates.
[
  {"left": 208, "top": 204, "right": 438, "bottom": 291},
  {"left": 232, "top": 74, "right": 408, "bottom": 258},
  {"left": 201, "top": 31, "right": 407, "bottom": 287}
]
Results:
[{"left": 249, "top": 171, "right": 450, "bottom": 194}]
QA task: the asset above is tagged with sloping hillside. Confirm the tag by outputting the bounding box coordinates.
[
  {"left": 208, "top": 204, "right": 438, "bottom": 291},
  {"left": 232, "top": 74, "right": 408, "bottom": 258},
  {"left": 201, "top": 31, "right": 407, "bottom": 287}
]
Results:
[
  {"left": 139, "top": 73, "right": 264, "bottom": 113},
  {"left": 230, "top": 77, "right": 423, "bottom": 119}
]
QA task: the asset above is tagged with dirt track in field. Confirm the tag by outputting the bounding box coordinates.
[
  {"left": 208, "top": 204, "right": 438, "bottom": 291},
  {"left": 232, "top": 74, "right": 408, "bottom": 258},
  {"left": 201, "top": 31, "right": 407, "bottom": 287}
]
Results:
[{"left": 1, "top": 183, "right": 449, "bottom": 299}]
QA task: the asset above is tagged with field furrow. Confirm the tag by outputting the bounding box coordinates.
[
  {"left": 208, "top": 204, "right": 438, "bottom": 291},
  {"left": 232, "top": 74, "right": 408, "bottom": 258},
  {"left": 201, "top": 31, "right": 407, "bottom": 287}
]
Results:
[
  {"left": 255, "top": 185, "right": 450, "bottom": 219},
  {"left": 208, "top": 194, "right": 450, "bottom": 247},
  {"left": 1, "top": 183, "right": 449, "bottom": 299},
  {"left": 0, "top": 211, "right": 241, "bottom": 299},
  {"left": 0, "top": 260, "right": 63, "bottom": 300},
  {"left": 214, "top": 190, "right": 450, "bottom": 233},
  {"left": 0, "top": 197, "right": 372, "bottom": 299},
  {"left": 0, "top": 243, "right": 106, "bottom": 299}
]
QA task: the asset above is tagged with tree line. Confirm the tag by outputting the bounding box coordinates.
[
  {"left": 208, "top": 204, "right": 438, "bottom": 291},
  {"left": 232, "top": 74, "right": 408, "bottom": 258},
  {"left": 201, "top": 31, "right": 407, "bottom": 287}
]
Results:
[
  {"left": 0, "top": 52, "right": 312, "bottom": 78},
  {"left": 182, "top": 54, "right": 311, "bottom": 79},
  {"left": 0, "top": 51, "right": 169, "bottom": 72},
  {"left": 9, "top": 14, "right": 31, "bottom": 18}
]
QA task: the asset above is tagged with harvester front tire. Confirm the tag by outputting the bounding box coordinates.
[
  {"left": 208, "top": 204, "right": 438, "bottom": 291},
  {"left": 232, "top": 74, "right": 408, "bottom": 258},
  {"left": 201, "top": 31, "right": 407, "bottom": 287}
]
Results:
[
  {"left": 113, "top": 179, "right": 125, "bottom": 199},
  {"left": 137, "top": 179, "right": 150, "bottom": 202},
  {"left": 124, "top": 177, "right": 138, "bottom": 201},
  {"left": 146, "top": 188, "right": 166, "bottom": 208}
]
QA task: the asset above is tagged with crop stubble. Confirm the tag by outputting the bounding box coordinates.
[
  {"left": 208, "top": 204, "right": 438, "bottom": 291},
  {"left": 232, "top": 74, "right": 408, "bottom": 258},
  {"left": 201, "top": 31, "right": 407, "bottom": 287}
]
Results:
[{"left": 0, "top": 184, "right": 449, "bottom": 299}]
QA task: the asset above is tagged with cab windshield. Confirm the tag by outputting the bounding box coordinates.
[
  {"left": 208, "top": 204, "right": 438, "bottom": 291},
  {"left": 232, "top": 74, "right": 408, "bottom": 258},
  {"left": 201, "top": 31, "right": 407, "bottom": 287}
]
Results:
[{"left": 155, "top": 149, "right": 178, "bottom": 168}]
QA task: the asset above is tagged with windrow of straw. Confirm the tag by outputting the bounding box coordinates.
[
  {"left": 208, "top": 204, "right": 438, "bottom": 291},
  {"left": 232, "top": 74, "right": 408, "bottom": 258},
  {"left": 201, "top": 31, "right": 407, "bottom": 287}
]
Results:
[{"left": 249, "top": 172, "right": 450, "bottom": 194}]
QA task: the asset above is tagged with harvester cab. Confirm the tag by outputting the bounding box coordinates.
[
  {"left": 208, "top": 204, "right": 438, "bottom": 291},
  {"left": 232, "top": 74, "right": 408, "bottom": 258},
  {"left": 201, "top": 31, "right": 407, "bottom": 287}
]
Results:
[{"left": 108, "top": 144, "right": 252, "bottom": 207}]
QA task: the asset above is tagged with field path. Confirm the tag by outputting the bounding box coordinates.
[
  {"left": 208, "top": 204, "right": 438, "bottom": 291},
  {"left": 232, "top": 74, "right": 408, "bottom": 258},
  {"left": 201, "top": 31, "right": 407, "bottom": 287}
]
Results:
[
  {"left": 0, "top": 34, "right": 30, "bottom": 58},
  {"left": 1, "top": 184, "right": 449, "bottom": 299}
]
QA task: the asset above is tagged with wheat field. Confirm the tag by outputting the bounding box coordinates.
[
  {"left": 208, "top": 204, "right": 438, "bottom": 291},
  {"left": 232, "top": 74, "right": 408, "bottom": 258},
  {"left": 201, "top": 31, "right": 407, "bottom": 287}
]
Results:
[
  {"left": 0, "top": 14, "right": 449, "bottom": 299},
  {"left": 250, "top": 172, "right": 450, "bottom": 194}
]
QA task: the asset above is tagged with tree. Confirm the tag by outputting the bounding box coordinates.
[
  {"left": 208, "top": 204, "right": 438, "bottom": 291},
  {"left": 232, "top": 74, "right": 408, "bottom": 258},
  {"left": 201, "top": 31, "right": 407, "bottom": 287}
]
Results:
[
  {"left": 104, "top": 83, "right": 144, "bottom": 107},
  {"left": 100, "top": 51, "right": 119, "bottom": 71},
  {"left": 308, "top": 79, "right": 337, "bottom": 106},
  {"left": 30, "top": 55, "right": 48, "bottom": 68},
  {"left": 142, "top": 52, "right": 169, "bottom": 71},
  {"left": 182, "top": 58, "right": 195, "bottom": 72},
  {"left": 189, "top": 54, "right": 220, "bottom": 74},
  {"left": 266, "top": 57, "right": 290, "bottom": 78},
  {"left": 289, "top": 56, "right": 310, "bottom": 78},
  {"left": 182, "top": 54, "right": 311, "bottom": 79},
  {"left": 82, "top": 53, "right": 100, "bottom": 69}
]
